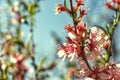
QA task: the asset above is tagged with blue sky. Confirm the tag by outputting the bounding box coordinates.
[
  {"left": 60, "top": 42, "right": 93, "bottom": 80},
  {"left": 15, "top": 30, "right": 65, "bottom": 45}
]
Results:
[{"left": 34, "top": 0, "right": 71, "bottom": 58}]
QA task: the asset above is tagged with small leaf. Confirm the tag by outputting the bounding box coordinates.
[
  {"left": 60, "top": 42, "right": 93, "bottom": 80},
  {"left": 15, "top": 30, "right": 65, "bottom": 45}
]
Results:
[
  {"left": 74, "top": 12, "right": 77, "bottom": 19},
  {"left": 103, "top": 53, "right": 109, "bottom": 61},
  {"left": 67, "top": 61, "right": 76, "bottom": 67},
  {"left": 64, "top": 0, "right": 67, "bottom": 8},
  {"left": 38, "top": 57, "right": 46, "bottom": 68},
  {"left": 95, "top": 57, "right": 106, "bottom": 67},
  {"left": 79, "top": 43, "right": 83, "bottom": 47},
  {"left": 11, "top": 38, "right": 24, "bottom": 47},
  {"left": 60, "top": 74, "right": 67, "bottom": 80},
  {"left": 6, "top": 38, "right": 24, "bottom": 47}
]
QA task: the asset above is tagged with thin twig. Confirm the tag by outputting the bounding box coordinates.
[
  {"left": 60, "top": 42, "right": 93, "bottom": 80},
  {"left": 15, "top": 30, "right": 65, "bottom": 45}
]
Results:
[
  {"left": 69, "top": 0, "right": 92, "bottom": 71},
  {"left": 81, "top": 46, "right": 92, "bottom": 71},
  {"left": 70, "top": 0, "right": 77, "bottom": 33}
]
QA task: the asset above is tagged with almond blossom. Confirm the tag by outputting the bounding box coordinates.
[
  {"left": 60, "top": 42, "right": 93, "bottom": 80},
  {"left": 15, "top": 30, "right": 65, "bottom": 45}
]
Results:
[
  {"left": 57, "top": 23, "right": 85, "bottom": 61},
  {"left": 10, "top": 54, "right": 28, "bottom": 73},
  {"left": 76, "top": 0, "right": 83, "bottom": 6},
  {"left": 55, "top": 4, "right": 65, "bottom": 14},
  {"left": 82, "top": 62, "right": 120, "bottom": 80},
  {"left": 105, "top": 0, "right": 120, "bottom": 9},
  {"left": 84, "top": 27, "right": 107, "bottom": 55},
  {"left": 55, "top": 4, "right": 70, "bottom": 14},
  {"left": 57, "top": 0, "right": 120, "bottom": 79}
]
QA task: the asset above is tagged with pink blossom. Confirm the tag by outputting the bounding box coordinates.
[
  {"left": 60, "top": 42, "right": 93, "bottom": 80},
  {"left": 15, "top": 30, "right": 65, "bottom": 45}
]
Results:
[
  {"left": 79, "top": 7, "right": 86, "bottom": 17},
  {"left": 55, "top": 4, "right": 65, "bottom": 14},
  {"left": 57, "top": 43, "right": 75, "bottom": 61},
  {"left": 77, "top": 23, "right": 85, "bottom": 36},
  {"left": 67, "top": 32, "right": 76, "bottom": 40},
  {"left": 105, "top": 0, "right": 120, "bottom": 9},
  {"left": 14, "top": 74, "right": 22, "bottom": 80},
  {"left": 74, "top": 0, "right": 83, "bottom": 11},
  {"left": 57, "top": 50, "right": 66, "bottom": 61},
  {"left": 84, "top": 27, "right": 104, "bottom": 55},
  {"left": 57, "top": 49, "right": 66, "bottom": 58},
  {"left": 113, "top": 0, "right": 120, "bottom": 4},
  {"left": 85, "top": 77, "right": 95, "bottom": 80},
  {"left": 76, "top": 0, "right": 83, "bottom": 5},
  {"left": 64, "top": 24, "right": 73, "bottom": 32},
  {"left": 57, "top": 0, "right": 120, "bottom": 79},
  {"left": 105, "top": 2, "right": 113, "bottom": 9},
  {"left": 10, "top": 54, "right": 28, "bottom": 73},
  {"left": 78, "top": 62, "right": 120, "bottom": 79}
]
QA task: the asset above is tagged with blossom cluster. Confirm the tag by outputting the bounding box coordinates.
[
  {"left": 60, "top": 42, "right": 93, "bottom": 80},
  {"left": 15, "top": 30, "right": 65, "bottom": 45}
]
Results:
[
  {"left": 56, "top": 0, "right": 120, "bottom": 79},
  {"left": 57, "top": 23, "right": 85, "bottom": 61},
  {"left": 105, "top": 0, "right": 120, "bottom": 10}
]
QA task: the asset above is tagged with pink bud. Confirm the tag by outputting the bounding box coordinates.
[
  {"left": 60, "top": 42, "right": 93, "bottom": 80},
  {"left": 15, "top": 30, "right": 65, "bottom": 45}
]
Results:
[
  {"left": 55, "top": 4, "right": 65, "bottom": 14},
  {"left": 105, "top": 2, "right": 112, "bottom": 9},
  {"left": 114, "top": 0, "right": 120, "bottom": 4},
  {"left": 64, "top": 24, "right": 73, "bottom": 32},
  {"left": 77, "top": 23, "right": 85, "bottom": 36},
  {"left": 80, "top": 8, "right": 86, "bottom": 17},
  {"left": 76, "top": 0, "right": 83, "bottom": 5}
]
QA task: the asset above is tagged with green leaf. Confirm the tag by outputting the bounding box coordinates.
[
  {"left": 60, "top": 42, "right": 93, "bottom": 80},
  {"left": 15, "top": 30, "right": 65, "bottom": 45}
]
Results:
[
  {"left": 64, "top": 0, "right": 67, "bottom": 8},
  {"left": 11, "top": 38, "right": 24, "bottom": 47},
  {"left": 79, "top": 43, "right": 83, "bottom": 47},
  {"left": 7, "top": 0, "right": 12, "bottom": 5},
  {"left": 74, "top": 12, "right": 77, "bottom": 19},
  {"left": 107, "top": 25, "right": 113, "bottom": 36},
  {"left": 103, "top": 53, "right": 109, "bottom": 61},
  {"left": 63, "top": 0, "right": 72, "bottom": 17},
  {"left": 3, "top": 72, "right": 7, "bottom": 80},
  {"left": 67, "top": 61, "right": 76, "bottom": 67},
  {"left": 38, "top": 57, "right": 46, "bottom": 68},
  {"left": 118, "top": 11, "right": 120, "bottom": 21},
  {"left": 60, "top": 74, "right": 67, "bottom": 80},
  {"left": 6, "top": 38, "right": 24, "bottom": 47},
  {"left": 95, "top": 56, "right": 106, "bottom": 67}
]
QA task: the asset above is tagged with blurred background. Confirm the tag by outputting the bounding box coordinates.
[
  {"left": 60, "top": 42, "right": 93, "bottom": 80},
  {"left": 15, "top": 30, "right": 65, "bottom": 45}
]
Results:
[{"left": 1, "top": 0, "right": 120, "bottom": 80}]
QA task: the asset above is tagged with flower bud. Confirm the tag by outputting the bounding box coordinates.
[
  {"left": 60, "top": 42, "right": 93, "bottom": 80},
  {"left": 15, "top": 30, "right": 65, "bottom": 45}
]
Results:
[
  {"left": 55, "top": 4, "right": 70, "bottom": 14},
  {"left": 105, "top": 2, "right": 116, "bottom": 10},
  {"left": 76, "top": 0, "right": 83, "bottom": 6},
  {"left": 55, "top": 4, "right": 65, "bottom": 14}
]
